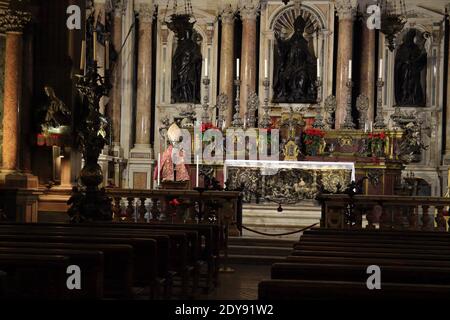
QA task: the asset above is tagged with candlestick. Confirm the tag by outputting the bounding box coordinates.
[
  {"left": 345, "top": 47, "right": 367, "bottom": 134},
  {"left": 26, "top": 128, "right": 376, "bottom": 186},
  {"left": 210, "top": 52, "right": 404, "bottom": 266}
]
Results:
[
  {"left": 231, "top": 79, "right": 243, "bottom": 127},
  {"left": 204, "top": 58, "right": 208, "bottom": 77},
  {"left": 259, "top": 78, "right": 271, "bottom": 128},
  {"left": 264, "top": 59, "right": 268, "bottom": 78},
  {"left": 196, "top": 155, "right": 200, "bottom": 188},
  {"left": 157, "top": 153, "right": 161, "bottom": 187},
  {"left": 342, "top": 80, "right": 355, "bottom": 129},
  {"left": 201, "top": 77, "right": 211, "bottom": 123},
  {"left": 236, "top": 58, "right": 240, "bottom": 79},
  {"left": 348, "top": 60, "right": 352, "bottom": 80},
  {"left": 374, "top": 78, "right": 387, "bottom": 129},
  {"left": 80, "top": 40, "right": 86, "bottom": 71}
]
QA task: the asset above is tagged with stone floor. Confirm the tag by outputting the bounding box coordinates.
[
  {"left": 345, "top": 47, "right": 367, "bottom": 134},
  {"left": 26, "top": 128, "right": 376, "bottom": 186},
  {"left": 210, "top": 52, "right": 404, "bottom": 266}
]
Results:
[{"left": 198, "top": 264, "right": 271, "bottom": 300}]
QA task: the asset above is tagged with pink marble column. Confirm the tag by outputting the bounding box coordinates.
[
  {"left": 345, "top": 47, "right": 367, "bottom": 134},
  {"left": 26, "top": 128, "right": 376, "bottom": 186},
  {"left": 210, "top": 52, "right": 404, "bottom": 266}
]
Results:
[
  {"left": 239, "top": 1, "right": 259, "bottom": 119},
  {"left": 219, "top": 6, "right": 235, "bottom": 127},
  {"left": 335, "top": 0, "right": 356, "bottom": 129},
  {"left": 1, "top": 11, "right": 31, "bottom": 172},
  {"left": 135, "top": 3, "right": 153, "bottom": 146},
  {"left": 110, "top": 0, "right": 125, "bottom": 146},
  {"left": 359, "top": 24, "right": 376, "bottom": 123}
]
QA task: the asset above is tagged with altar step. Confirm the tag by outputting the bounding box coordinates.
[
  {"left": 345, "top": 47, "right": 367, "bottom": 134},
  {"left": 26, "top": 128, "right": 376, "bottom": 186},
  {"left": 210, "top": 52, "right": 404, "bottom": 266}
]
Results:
[
  {"left": 221, "top": 237, "right": 296, "bottom": 265},
  {"left": 241, "top": 202, "right": 321, "bottom": 240}
]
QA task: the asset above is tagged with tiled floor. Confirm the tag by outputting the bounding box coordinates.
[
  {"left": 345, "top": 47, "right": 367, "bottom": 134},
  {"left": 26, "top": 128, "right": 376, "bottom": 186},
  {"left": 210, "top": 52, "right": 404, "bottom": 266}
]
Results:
[{"left": 199, "top": 264, "right": 271, "bottom": 300}]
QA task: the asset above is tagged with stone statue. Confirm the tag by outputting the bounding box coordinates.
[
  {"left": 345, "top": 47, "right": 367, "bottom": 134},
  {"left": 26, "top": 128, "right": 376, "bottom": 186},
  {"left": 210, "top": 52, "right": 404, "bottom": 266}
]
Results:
[
  {"left": 394, "top": 29, "right": 427, "bottom": 107},
  {"left": 273, "top": 16, "right": 317, "bottom": 103},
  {"left": 42, "top": 86, "right": 71, "bottom": 129},
  {"left": 168, "top": 14, "right": 202, "bottom": 104}
]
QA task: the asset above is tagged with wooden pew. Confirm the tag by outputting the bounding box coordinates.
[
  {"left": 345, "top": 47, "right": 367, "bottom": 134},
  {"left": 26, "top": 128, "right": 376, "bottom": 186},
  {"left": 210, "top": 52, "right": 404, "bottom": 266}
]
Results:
[
  {"left": 271, "top": 262, "right": 450, "bottom": 285},
  {"left": 258, "top": 279, "right": 450, "bottom": 300},
  {"left": 0, "top": 247, "right": 104, "bottom": 299},
  {"left": 286, "top": 255, "right": 450, "bottom": 268},
  {"left": 0, "top": 234, "right": 159, "bottom": 299},
  {"left": 0, "top": 242, "right": 133, "bottom": 298},
  {"left": 293, "top": 244, "right": 450, "bottom": 255},
  {"left": 0, "top": 224, "right": 200, "bottom": 298},
  {"left": 0, "top": 270, "right": 5, "bottom": 296},
  {"left": 0, "top": 221, "right": 220, "bottom": 292},
  {"left": 290, "top": 249, "right": 450, "bottom": 261},
  {"left": 0, "top": 254, "right": 69, "bottom": 299}
]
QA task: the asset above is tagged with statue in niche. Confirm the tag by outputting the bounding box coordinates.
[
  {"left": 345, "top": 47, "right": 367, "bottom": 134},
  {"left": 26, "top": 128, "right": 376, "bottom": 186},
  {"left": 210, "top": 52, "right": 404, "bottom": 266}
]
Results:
[
  {"left": 394, "top": 29, "right": 427, "bottom": 107},
  {"left": 167, "top": 14, "right": 202, "bottom": 104},
  {"left": 273, "top": 15, "right": 317, "bottom": 103},
  {"left": 42, "top": 86, "right": 71, "bottom": 129}
]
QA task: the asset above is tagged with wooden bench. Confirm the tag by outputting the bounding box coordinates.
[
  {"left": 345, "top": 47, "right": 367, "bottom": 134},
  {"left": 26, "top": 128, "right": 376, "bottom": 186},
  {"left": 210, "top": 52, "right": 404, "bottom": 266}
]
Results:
[
  {"left": 0, "top": 254, "right": 70, "bottom": 299},
  {"left": 0, "top": 241, "right": 133, "bottom": 298},
  {"left": 271, "top": 262, "right": 450, "bottom": 285},
  {"left": 258, "top": 279, "right": 450, "bottom": 300},
  {"left": 0, "top": 233, "right": 159, "bottom": 299},
  {"left": 0, "top": 247, "right": 104, "bottom": 299}
]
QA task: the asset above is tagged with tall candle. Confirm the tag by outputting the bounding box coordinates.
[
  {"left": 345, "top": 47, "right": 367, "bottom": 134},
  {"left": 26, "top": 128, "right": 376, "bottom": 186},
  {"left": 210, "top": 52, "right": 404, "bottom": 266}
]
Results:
[
  {"left": 196, "top": 155, "right": 200, "bottom": 188},
  {"left": 157, "top": 153, "right": 161, "bottom": 186},
  {"left": 264, "top": 59, "right": 268, "bottom": 78},
  {"left": 317, "top": 59, "right": 320, "bottom": 78},
  {"left": 105, "top": 40, "right": 110, "bottom": 70},
  {"left": 378, "top": 59, "right": 383, "bottom": 79},
  {"left": 204, "top": 58, "right": 208, "bottom": 77},
  {"left": 348, "top": 60, "right": 352, "bottom": 80},
  {"left": 236, "top": 58, "right": 240, "bottom": 79},
  {"left": 80, "top": 40, "right": 86, "bottom": 71},
  {"left": 93, "top": 31, "right": 98, "bottom": 62}
]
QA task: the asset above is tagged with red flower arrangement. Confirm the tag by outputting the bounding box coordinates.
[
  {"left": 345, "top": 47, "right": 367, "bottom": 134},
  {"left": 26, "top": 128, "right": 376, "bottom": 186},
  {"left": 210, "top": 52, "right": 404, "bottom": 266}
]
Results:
[
  {"left": 168, "top": 198, "right": 182, "bottom": 207},
  {"left": 368, "top": 132, "right": 386, "bottom": 157},
  {"left": 368, "top": 132, "right": 386, "bottom": 140},
  {"left": 303, "top": 128, "right": 326, "bottom": 155},
  {"left": 201, "top": 123, "right": 217, "bottom": 133}
]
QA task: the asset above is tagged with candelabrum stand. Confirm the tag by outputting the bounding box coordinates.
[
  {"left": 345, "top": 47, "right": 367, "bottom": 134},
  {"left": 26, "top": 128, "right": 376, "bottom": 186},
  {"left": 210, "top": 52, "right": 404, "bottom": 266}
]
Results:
[
  {"left": 201, "top": 77, "right": 211, "bottom": 124},
  {"left": 312, "top": 77, "right": 325, "bottom": 129},
  {"left": 68, "top": 61, "right": 112, "bottom": 222},
  {"left": 374, "top": 78, "right": 387, "bottom": 129},
  {"left": 342, "top": 79, "right": 356, "bottom": 129},
  {"left": 259, "top": 78, "right": 272, "bottom": 128},
  {"left": 231, "top": 79, "right": 243, "bottom": 127}
]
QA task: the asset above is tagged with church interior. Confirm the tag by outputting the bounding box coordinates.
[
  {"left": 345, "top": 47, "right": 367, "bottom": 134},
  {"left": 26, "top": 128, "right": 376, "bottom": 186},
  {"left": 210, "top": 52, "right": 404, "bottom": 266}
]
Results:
[{"left": 1, "top": 0, "right": 450, "bottom": 301}]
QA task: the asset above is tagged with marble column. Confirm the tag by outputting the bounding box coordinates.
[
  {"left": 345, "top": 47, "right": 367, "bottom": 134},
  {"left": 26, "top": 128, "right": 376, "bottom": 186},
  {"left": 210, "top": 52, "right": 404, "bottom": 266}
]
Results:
[
  {"left": 129, "top": 1, "right": 155, "bottom": 190},
  {"left": 359, "top": 23, "right": 376, "bottom": 123},
  {"left": 335, "top": 0, "right": 356, "bottom": 129},
  {"left": 0, "top": 10, "right": 30, "bottom": 172},
  {"left": 135, "top": 2, "right": 153, "bottom": 147},
  {"left": 239, "top": 1, "right": 259, "bottom": 119},
  {"left": 110, "top": 0, "right": 124, "bottom": 149},
  {"left": 219, "top": 6, "right": 235, "bottom": 127}
]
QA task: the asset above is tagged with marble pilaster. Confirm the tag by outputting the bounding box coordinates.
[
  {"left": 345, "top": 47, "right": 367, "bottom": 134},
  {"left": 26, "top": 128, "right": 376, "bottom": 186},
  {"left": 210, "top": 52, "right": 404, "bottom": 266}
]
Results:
[
  {"left": 335, "top": 0, "right": 356, "bottom": 129},
  {"left": 359, "top": 24, "right": 376, "bottom": 123},
  {"left": 239, "top": 1, "right": 259, "bottom": 119},
  {"left": 219, "top": 6, "right": 235, "bottom": 127}
]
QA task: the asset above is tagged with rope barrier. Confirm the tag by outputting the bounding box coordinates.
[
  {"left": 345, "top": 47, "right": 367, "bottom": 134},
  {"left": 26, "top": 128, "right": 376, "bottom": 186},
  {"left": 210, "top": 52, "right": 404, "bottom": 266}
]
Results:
[{"left": 241, "top": 223, "right": 319, "bottom": 237}]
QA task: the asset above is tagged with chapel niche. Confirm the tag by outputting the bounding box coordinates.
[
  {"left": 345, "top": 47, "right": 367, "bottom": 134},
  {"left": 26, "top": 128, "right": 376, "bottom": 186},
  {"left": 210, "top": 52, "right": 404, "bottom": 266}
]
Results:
[
  {"left": 272, "top": 7, "right": 321, "bottom": 104},
  {"left": 394, "top": 28, "right": 428, "bottom": 107}
]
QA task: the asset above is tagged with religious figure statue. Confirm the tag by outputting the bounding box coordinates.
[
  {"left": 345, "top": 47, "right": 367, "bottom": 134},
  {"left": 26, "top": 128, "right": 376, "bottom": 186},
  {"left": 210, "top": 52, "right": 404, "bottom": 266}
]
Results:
[
  {"left": 156, "top": 144, "right": 190, "bottom": 182},
  {"left": 394, "top": 29, "right": 427, "bottom": 107},
  {"left": 167, "top": 14, "right": 202, "bottom": 104},
  {"left": 42, "top": 86, "right": 71, "bottom": 129},
  {"left": 273, "top": 16, "right": 317, "bottom": 103}
]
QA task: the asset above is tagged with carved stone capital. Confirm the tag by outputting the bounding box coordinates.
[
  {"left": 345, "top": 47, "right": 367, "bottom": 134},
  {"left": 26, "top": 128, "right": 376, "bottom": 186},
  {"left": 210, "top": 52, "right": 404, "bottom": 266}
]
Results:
[
  {"left": 137, "top": 3, "right": 155, "bottom": 23},
  {"left": 220, "top": 4, "right": 235, "bottom": 25},
  {"left": 0, "top": 9, "right": 31, "bottom": 33},
  {"left": 240, "top": 0, "right": 260, "bottom": 21},
  {"left": 335, "top": 0, "right": 357, "bottom": 21},
  {"left": 114, "top": 0, "right": 127, "bottom": 18}
]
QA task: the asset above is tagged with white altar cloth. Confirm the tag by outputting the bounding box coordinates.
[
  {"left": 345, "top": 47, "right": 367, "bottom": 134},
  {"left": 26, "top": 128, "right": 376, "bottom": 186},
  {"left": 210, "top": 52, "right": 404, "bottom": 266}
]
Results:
[{"left": 224, "top": 160, "right": 356, "bottom": 182}]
